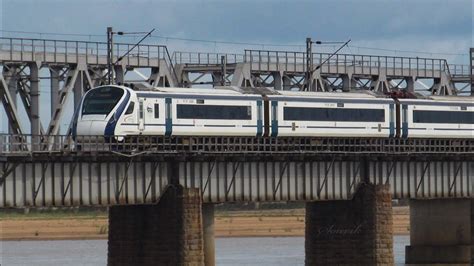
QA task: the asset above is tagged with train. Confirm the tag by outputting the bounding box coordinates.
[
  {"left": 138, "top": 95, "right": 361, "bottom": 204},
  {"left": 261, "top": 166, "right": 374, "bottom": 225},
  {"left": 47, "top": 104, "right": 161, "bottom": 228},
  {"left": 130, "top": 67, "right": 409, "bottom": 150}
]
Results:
[{"left": 72, "top": 85, "right": 473, "bottom": 140}]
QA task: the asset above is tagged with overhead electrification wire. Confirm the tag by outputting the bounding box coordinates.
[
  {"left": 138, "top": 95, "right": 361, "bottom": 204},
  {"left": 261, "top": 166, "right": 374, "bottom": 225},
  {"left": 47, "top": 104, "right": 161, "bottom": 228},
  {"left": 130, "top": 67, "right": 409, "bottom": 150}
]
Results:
[{"left": 0, "top": 29, "right": 467, "bottom": 56}]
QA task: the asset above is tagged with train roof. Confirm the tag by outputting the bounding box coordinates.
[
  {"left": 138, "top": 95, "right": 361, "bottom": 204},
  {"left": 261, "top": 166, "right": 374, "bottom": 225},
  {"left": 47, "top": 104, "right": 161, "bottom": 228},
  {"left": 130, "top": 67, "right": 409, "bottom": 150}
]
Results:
[
  {"left": 118, "top": 85, "right": 474, "bottom": 103},
  {"left": 145, "top": 86, "right": 242, "bottom": 95},
  {"left": 274, "top": 91, "right": 382, "bottom": 98},
  {"left": 139, "top": 86, "right": 385, "bottom": 98},
  {"left": 399, "top": 96, "right": 473, "bottom": 103},
  {"left": 427, "top": 96, "right": 474, "bottom": 102}
]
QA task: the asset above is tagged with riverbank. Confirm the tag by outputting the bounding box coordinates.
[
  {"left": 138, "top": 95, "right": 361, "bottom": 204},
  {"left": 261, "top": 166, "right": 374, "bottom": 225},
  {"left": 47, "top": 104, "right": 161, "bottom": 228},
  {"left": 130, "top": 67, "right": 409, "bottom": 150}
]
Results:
[{"left": 0, "top": 207, "right": 409, "bottom": 240}]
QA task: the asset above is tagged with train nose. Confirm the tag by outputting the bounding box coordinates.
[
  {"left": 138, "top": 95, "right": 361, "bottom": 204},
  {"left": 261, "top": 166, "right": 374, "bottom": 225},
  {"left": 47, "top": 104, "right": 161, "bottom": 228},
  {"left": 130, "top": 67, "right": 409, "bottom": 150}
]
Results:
[{"left": 76, "top": 120, "right": 108, "bottom": 136}]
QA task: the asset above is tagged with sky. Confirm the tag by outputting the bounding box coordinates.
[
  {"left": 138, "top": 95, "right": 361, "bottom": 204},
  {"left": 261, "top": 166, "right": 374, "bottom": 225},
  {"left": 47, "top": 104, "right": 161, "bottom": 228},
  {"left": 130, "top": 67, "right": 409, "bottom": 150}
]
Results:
[
  {"left": 0, "top": 0, "right": 472, "bottom": 59},
  {"left": 0, "top": 0, "right": 473, "bottom": 133}
]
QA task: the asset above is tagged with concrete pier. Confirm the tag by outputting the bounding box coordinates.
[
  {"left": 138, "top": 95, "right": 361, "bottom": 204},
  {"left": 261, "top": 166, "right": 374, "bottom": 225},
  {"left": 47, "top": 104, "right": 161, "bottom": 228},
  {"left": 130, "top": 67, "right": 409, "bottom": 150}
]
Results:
[
  {"left": 203, "top": 203, "right": 216, "bottom": 266},
  {"left": 305, "top": 183, "right": 393, "bottom": 265},
  {"left": 472, "top": 199, "right": 474, "bottom": 264},
  {"left": 405, "top": 199, "right": 472, "bottom": 265},
  {"left": 107, "top": 185, "right": 204, "bottom": 266}
]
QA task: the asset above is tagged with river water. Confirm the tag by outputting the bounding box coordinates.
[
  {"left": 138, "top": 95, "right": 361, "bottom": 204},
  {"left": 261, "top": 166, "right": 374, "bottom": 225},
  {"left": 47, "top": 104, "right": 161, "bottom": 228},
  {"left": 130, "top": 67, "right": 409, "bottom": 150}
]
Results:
[{"left": 1, "top": 236, "right": 409, "bottom": 265}]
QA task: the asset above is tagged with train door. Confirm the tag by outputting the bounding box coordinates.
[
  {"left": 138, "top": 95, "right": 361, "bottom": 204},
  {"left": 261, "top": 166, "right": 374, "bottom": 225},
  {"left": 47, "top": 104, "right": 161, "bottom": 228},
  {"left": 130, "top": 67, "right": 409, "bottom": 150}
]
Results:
[
  {"left": 394, "top": 100, "right": 401, "bottom": 138},
  {"left": 165, "top": 97, "right": 172, "bottom": 136},
  {"left": 263, "top": 97, "right": 270, "bottom": 137},
  {"left": 138, "top": 99, "right": 145, "bottom": 132},
  {"left": 271, "top": 101, "right": 278, "bottom": 137}
]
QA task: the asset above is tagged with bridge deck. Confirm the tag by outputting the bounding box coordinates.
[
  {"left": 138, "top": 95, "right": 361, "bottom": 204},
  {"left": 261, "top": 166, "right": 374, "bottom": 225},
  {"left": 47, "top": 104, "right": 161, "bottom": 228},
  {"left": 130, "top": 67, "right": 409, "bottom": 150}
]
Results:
[
  {"left": 0, "top": 154, "right": 471, "bottom": 208},
  {"left": 0, "top": 37, "right": 170, "bottom": 68},
  {"left": 175, "top": 51, "right": 457, "bottom": 79},
  {"left": 0, "top": 135, "right": 472, "bottom": 208},
  {"left": 1, "top": 135, "right": 473, "bottom": 155}
]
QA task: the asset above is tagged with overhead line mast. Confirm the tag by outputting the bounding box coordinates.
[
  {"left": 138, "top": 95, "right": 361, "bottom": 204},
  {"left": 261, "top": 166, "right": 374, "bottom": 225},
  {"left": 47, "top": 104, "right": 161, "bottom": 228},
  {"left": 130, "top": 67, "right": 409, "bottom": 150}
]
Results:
[
  {"left": 305, "top": 38, "right": 351, "bottom": 91},
  {"left": 107, "top": 27, "right": 155, "bottom": 85}
]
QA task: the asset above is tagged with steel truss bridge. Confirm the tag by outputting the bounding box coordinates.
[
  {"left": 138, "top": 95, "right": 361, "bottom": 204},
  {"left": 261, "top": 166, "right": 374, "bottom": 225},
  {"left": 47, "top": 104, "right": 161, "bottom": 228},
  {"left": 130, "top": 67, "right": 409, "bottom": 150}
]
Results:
[
  {"left": 0, "top": 37, "right": 472, "bottom": 208},
  {"left": 0, "top": 135, "right": 472, "bottom": 208}
]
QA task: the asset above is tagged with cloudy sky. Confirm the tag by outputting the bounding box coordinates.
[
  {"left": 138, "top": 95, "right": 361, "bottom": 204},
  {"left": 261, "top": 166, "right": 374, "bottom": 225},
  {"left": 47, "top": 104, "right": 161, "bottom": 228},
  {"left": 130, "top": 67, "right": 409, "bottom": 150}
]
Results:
[
  {"left": 1, "top": 0, "right": 472, "bottom": 60},
  {"left": 0, "top": 0, "right": 473, "bottom": 133}
]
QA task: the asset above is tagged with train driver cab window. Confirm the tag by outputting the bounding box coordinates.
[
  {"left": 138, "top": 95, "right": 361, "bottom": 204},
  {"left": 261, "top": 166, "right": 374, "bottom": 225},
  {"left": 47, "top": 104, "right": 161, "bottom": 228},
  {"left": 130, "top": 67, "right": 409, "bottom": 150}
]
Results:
[
  {"left": 82, "top": 86, "right": 124, "bottom": 115},
  {"left": 125, "top": 101, "right": 135, "bottom": 115}
]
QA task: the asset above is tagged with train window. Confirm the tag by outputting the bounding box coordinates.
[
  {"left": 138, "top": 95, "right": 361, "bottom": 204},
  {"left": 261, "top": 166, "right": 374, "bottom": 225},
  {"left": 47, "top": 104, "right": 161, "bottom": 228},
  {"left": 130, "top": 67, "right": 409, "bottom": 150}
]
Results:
[
  {"left": 176, "top": 104, "right": 252, "bottom": 120},
  {"left": 413, "top": 110, "right": 473, "bottom": 124},
  {"left": 82, "top": 86, "right": 124, "bottom": 115},
  {"left": 125, "top": 102, "right": 135, "bottom": 115},
  {"left": 139, "top": 100, "right": 144, "bottom": 119},
  {"left": 154, "top": 104, "right": 159, "bottom": 118},
  {"left": 283, "top": 107, "right": 385, "bottom": 122}
]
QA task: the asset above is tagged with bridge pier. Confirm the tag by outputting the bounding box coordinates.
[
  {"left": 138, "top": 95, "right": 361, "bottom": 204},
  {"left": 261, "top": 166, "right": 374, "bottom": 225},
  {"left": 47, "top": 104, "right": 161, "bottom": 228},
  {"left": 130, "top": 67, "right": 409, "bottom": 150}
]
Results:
[
  {"left": 405, "top": 199, "right": 472, "bottom": 265},
  {"left": 305, "top": 183, "right": 393, "bottom": 265},
  {"left": 107, "top": 185, "right": 205, "bottom": 266},
  {"left": 203, "top": 203, "right": 215, "bottom": 266}
]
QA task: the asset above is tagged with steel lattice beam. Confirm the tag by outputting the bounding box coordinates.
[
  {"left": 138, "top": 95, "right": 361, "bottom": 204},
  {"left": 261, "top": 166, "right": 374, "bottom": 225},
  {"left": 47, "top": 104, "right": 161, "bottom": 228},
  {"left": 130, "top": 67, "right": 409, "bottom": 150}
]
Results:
[{"left": 0, "top": 73, "right": 24, "bottom": 135}]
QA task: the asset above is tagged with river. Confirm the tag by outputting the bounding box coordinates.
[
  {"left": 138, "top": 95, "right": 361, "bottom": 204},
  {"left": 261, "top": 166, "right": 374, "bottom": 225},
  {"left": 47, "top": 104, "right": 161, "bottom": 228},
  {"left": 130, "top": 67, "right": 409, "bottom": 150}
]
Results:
[{"left": 1, "top": 236, "right": 409, "bottom": 265}]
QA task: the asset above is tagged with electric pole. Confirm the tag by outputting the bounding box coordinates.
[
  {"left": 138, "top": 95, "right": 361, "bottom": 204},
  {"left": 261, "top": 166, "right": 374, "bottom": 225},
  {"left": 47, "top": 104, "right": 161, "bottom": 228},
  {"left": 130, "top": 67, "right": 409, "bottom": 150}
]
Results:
[
  {"left": 306, "top": 37, "right": 313, "bottom": 91},
  {"left": 305, "top": 38, "right": 351, "bottom": 91},
  {"left": 221, "top": 55, "right": 227, "bottom": 86},
  {"left": 107, "top": 27, "right": 113, "bottom": 85},
  {"left": 470, "top": 48, "right": 473, "bottom": 96}
]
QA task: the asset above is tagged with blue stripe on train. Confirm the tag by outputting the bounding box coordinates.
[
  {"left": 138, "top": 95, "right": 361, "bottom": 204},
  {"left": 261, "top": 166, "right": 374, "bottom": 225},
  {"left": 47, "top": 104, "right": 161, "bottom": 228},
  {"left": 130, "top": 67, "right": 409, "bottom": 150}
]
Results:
[
  {"left": 271, "top": 101, "right": 278, "bottom": 137},
  {"left": 104, "top": 90, "right": 130, "bottom": 138},
  {"left": 389, "top": 104, "right": 395, "bottom": 138},
  {"left": 401, "top": 104, "right": 408, "bottom": 139},
  {"left": 257, "top": 100, "right": 263, "bottom": 137},
  {"left": 165, "top": 98, "right": 172, "bottom": 137}
]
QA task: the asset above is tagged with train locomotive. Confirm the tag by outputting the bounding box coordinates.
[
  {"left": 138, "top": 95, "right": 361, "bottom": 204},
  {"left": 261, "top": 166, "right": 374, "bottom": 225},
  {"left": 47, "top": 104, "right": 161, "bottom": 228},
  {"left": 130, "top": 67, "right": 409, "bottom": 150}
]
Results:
[{"left": 72, "top": 85, "right": 473, "bottom": 140}]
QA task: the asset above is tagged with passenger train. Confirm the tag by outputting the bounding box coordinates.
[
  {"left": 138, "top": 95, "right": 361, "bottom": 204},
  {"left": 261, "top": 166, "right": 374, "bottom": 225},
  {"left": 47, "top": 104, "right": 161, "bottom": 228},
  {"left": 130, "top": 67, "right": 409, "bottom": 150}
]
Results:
[{"left": 72, "top": 85, "right": 473, "bottom": 140}]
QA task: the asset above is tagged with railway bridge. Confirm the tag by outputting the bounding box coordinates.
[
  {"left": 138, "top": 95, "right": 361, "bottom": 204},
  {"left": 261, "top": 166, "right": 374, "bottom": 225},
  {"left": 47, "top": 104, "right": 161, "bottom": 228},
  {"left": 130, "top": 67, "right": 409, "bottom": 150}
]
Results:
[
  {"left": 1, "top": 37, "right": 474, "bottom": 265},
  {"left": 0, "top": 135, "right": 473, "bottom": 265}
]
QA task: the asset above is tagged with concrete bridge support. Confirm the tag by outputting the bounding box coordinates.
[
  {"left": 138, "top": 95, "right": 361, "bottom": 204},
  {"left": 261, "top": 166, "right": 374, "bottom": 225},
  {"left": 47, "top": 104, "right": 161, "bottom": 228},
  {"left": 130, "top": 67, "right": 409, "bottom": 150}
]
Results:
[
  {"left": 405, "top": 199, "right": 472, "bottom": 265},
  {"left": 305, "top": 183, "right": 393, "bottom": 265},
  {"left": 107, "top": 185, "right": 205, "bottom": 266},
  {"left": 342, "top": 73, "right": 356, "bottom": 92},
  {"left": 203, "top": 203, "right": 216, "bottom": 266},
  {"left": 231, "top": 63, "right": 254, "bottom": 87},
  {"left": 370, "top": 70, "right": 390, "bottom": 93}
]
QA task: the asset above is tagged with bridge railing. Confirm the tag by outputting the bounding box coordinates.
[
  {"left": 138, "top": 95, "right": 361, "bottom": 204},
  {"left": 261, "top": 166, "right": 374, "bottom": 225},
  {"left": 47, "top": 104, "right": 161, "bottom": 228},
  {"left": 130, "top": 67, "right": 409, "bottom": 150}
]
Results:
[
  {"left": 172, "top": 51, "right": 244, "bottom": 65},
  {"left": 0, "top": 37, "right": 170, "bottom": 67},
  {"left": 0, "top": 134, "right": 473, "bottom": 155},
  {"left": 449, "top": 64, "right": 471, "bottom": 76},
  {"left": 244, "top": 49, "right": 451, "bottom": 78}
]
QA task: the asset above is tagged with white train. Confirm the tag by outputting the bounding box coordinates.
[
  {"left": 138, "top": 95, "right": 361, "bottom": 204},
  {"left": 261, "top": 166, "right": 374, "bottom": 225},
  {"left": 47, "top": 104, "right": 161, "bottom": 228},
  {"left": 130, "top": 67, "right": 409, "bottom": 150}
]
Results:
[{"left": 72, "top": 85, "right": 473, "bottom": 140}]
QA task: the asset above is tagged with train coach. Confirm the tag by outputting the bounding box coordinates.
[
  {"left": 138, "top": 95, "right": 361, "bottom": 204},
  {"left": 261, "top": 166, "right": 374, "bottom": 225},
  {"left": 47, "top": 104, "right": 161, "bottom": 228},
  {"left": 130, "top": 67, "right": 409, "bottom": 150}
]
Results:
[
  {"left": 72, "top": 85, "right": 473, "bottom": 140},
  {"left": 73, "top": 86, "right": 263, "bottom": 138},
  {"left": 399, "top": 96, "right": 473, "bottom": 139},
  {"left": 266, "top": 91, "right": 395, "bottom": 138}
]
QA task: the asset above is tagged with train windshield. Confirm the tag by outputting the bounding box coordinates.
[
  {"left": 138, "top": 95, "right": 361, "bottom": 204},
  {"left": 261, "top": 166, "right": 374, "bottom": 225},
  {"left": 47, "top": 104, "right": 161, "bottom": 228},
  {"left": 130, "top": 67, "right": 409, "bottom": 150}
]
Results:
[{"left": 82, "top": 86, "right": 124, "bottom": 115}]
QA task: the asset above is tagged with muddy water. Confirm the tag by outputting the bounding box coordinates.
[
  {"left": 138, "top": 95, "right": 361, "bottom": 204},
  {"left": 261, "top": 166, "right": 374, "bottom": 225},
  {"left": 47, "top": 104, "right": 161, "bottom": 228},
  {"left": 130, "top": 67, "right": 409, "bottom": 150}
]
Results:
[{"left": 1, "top": 236, "right": 409, "bottom": 265}]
